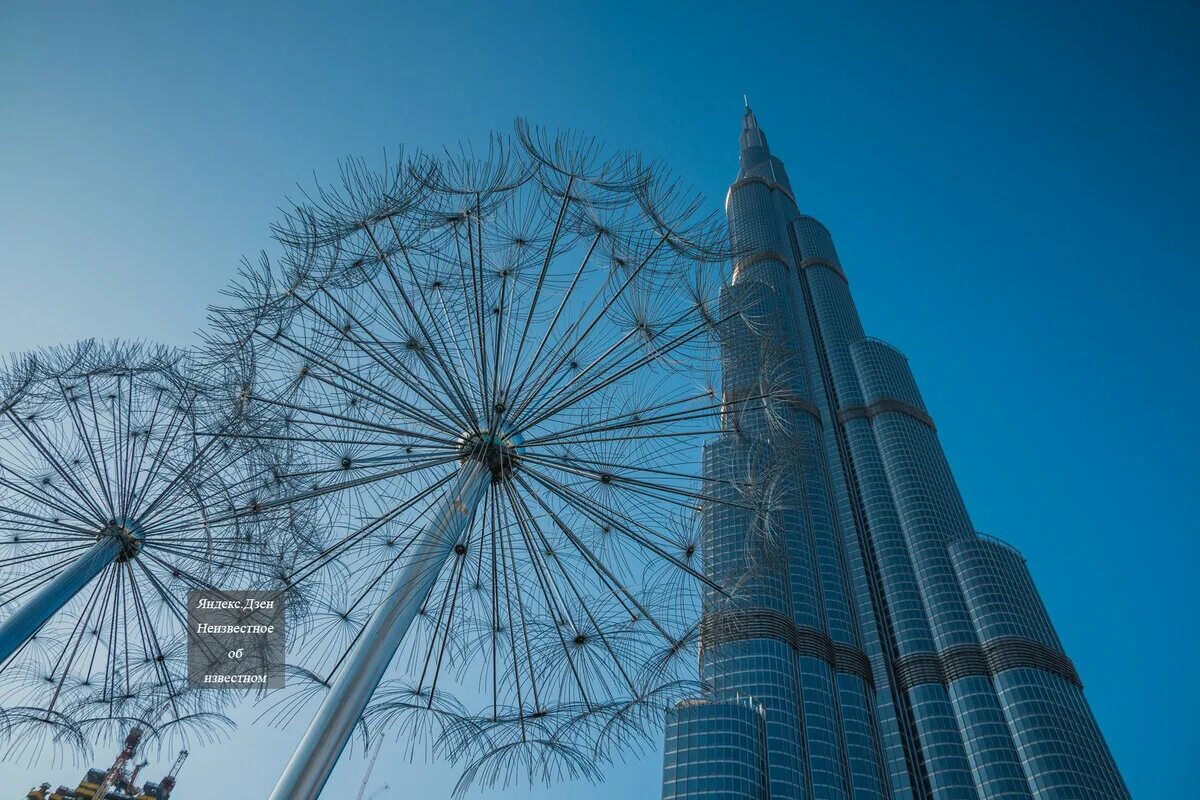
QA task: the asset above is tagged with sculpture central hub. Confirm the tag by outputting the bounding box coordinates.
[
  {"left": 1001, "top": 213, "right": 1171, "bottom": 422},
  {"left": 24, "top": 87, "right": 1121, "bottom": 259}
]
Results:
[
  {"left": 99, "top": 517, "right": 145, "bottom": 561},
  {"left": 458, "top": 429, "right": 522, "bottom": 483}
]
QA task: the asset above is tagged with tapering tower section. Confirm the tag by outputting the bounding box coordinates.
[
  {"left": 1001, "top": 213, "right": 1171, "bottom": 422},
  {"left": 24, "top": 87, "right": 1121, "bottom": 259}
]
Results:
[
  {"left": 663, "top": 103, "right": 891, "bottom": 800},
  {"left": 661, "top": 106, "right": 1129, "bottom": 800}
]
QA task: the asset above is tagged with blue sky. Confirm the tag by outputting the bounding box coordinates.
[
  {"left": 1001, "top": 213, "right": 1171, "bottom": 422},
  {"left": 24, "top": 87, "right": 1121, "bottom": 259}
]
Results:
[{"left": 2, "top": 1, "right": 1197, "bottom": 797}]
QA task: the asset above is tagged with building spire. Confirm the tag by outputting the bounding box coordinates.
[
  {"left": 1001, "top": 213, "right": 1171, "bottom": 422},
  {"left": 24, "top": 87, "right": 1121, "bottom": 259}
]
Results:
[
  {"left": 739, "top": 98, "right": 767, "bottom": 154},
  {"left": 734, "top": 99, "right": 791, "bottom": 191}
]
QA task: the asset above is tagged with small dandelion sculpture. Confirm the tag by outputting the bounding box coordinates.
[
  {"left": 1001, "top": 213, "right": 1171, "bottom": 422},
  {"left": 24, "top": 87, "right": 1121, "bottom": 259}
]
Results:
[
  {"left": 0, "top": 340, "right": 298, "bottom": 762},
  {"left": 207, "top": 121, "right": 756, "bottom": 797}
]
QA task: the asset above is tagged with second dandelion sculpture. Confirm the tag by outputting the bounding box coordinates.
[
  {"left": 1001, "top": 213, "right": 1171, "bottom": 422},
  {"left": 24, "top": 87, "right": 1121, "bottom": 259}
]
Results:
[
  {"left": 0, "top": 340, "right": 300, "bottom": 762},
  {"left": 211, "top": 122, "right": 746, "bottom": 798}
]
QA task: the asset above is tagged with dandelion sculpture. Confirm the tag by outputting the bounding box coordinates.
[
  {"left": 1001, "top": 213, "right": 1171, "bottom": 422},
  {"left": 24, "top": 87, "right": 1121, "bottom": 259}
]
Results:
[
  {"left": 0, "top": 340, "right": 298, "bottom": 762},
  {"left": 208, "top": 121, "right": 754, "bottom": 797}
]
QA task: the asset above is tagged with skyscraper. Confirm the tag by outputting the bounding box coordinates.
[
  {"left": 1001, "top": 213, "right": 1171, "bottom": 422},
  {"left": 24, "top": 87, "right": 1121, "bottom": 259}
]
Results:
[{"left": 659, "top": 106, "right": 1128, "bottom": 800}]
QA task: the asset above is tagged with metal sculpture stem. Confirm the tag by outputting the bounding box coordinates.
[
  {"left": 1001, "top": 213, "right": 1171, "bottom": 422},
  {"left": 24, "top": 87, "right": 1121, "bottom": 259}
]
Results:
[
  {"left": 0, "top": 534, "right": 125, "bottom": 662},
  {"left": 269, "top": 460, "right": 491, "bottom": 800}
]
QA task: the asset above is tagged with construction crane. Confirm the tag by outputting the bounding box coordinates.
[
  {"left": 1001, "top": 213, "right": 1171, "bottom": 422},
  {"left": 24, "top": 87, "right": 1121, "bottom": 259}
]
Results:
[
  {"left": 126, "top": 762, "right": 148, "bottom": 792},
  {"left": 354, "top": 738, "right": 385, "bottom": 800},
  {"left": 85, "top": 727, "right": 142, "bottom": 800},
  {"left": 158, "top": 750, "right": 188, "bottom": 799},
  {"left": 21, "top": 730, "right": 188, "bottom": 800}
]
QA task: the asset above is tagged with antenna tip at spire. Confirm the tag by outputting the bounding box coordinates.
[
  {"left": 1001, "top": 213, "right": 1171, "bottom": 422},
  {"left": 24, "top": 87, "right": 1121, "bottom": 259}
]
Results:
[{"left": 743, "top": 94, "right": 749, "bottom": 109}]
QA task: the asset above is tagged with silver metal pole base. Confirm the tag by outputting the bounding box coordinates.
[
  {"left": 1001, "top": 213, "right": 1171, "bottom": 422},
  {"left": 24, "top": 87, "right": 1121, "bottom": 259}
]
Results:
[
  {"left": 269, "top": 461, "right": 491, "bottom": 800},
  {"left": 0, "top": 527, "right": 133, "bottom": 662}
]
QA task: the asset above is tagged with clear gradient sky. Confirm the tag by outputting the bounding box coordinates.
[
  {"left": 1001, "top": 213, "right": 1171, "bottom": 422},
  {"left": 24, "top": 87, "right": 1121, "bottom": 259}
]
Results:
[{"left": 2, "top": 1, "right": 1197, "bottom": 797}]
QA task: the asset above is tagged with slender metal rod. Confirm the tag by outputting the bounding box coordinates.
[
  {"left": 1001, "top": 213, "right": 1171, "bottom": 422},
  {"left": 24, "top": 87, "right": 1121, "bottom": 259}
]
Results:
[
  {"left": 0, "top": 534, "right": 122, "bottom": 662},
  {"left": 269, "top": 460, "right": 491, "bottom": 800}
]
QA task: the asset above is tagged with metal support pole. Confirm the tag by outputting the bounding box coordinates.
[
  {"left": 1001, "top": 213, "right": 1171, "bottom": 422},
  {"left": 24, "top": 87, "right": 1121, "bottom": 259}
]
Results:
[
  {"left": 269, "top": 460, "right": 492, "bottom": 800},
  {"left": 0, "top": 534, "right": 124, "bottom": 662}
]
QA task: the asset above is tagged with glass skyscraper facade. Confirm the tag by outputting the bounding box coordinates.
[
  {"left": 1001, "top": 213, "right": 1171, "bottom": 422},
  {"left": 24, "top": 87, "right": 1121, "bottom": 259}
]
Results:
[
  {"left": 659, "top": 107, "right": 1128, "bottom": 800},
  {"left": 663, "top": 698, "right": 771, "bottom": 800}
]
